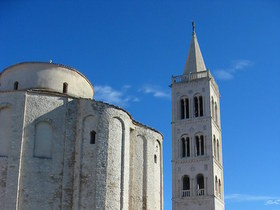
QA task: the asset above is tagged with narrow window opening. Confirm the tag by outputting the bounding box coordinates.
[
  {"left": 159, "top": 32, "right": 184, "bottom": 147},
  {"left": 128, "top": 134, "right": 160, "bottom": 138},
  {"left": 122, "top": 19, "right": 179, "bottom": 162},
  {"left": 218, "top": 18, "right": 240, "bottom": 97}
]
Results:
[
  {"left": 196, "top": 136, "right": 200, "bottom": 156},
  {"left": 196, "top": 174, "right": 205, "bottom": 196},
  {"left": 199, "top": 96, "right": 203, "bottom": 116},
  {"left": 181, "top": 138, "right": 186, "bottom": 158},
  {"left": 186, "top": 137, "right": 190, "bottom": 157},
  {"left": 194, "top": 97, "right": 199, "bottom": 117},
  {"left": 213, "top": 136, "right": 216, "bottom": 157},
  {"left": 154, "top": 154, "right": 157, "bottom": 163},
  {"left": 211, "top": 97, "right": 214, "bottom": 117},
  {"left": 180, "top": 99, "right": 185, "bottom": 119},
  {"left": 185, "top": 98, "right": 189, "bottom": 118},
  {"left": 215, "top": 102, "right": 218, "bottom": 122},
  {"left": 90, "top": 130, "right": 96, "bottom": 144},
  {"left": 14, "top": 81, "right": 19, "bottom": 90},
  {"left": 182, "top": 175, "right": 190, "bottom": 197},
  {"left": 63, "top": 82, "right": 68, "bottom": 94},
  {"left": 215, "top": 176, "right": 218, "bottom": 194},
  {"left": 200, "top": 135, "right": 204, "bottom": 155},
  {"left": 217, "top": 140, "right": 220, "bottom": 161}
]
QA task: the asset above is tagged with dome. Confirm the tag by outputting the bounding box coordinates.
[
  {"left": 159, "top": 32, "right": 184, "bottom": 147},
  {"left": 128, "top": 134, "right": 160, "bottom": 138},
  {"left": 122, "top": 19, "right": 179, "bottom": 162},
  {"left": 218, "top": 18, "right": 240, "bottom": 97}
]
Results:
[{"left": 0, "top": 62, "right": 94, "bottom": 99}]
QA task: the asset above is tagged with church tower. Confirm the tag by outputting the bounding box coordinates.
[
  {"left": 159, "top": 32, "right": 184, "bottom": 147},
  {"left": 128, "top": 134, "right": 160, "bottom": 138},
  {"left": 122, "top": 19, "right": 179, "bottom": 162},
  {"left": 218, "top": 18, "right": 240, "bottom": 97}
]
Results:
[{"left": 171, "top": 23, "right": 225, "bottom": 210}]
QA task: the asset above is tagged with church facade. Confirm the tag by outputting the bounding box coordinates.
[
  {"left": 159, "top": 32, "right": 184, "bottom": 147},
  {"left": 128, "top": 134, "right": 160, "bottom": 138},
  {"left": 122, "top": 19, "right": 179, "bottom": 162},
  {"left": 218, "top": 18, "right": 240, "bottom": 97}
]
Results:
[
  {"left": 171, "top": 24, "right": 225, "bottom": 210},
  {"left": 0, "top": 62, "right": 163, "bottom": 210}
]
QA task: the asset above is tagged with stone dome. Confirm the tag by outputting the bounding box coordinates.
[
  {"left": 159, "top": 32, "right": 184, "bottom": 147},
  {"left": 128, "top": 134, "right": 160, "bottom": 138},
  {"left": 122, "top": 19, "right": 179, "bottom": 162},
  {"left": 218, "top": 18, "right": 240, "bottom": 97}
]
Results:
[{"left": 0, "top": 62, "right": 94, "bottom": 99}]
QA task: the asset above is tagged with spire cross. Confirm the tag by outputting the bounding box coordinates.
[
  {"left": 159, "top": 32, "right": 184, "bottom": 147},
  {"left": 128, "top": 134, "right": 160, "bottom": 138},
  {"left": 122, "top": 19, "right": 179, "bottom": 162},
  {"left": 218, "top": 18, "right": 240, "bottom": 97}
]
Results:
[{"left": 192, "top": 21, "right": 195, "bottom": 33}]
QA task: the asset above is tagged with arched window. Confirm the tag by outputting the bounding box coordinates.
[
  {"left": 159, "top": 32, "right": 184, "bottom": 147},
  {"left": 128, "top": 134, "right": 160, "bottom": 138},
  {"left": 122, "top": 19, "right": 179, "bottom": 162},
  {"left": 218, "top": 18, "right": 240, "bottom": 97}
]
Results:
[
  {"left": 218, "top": 179, "right": 221, "bottom": 197},
  {"left": 211, "top": 97, "right": 214, "bottom": 117},
  {"left": 90, "top": 130, "right": 96, "bottom": 144},
  {"left": 215, "top": 102, "right": 218, "bottom": 122},
  {"left": 182, "top": 175, "right": 190, "bottom": 197},
  {"left": 215, "top": 176, "right": 218, "bottom": 194},
  {"left": 213, "top": 135, "right": 216, "bottom": 158},
  {"left": 181, "top": 136, "right": 190, "bottom": 158},
  {"left": 217, "top": 140, "right": 220, "bottom": 161},
  {"left": 195, "top": 135, "right": 204, "bottom": 156},
  {"left": 180, "top": 98, "right": 190, "bottom": 119},
  {"left": 63, "top": 82, "right": 68, "bottom": 94},
  {"left": 196, "top": 174, "right": 205, "bottom": 196},
  {"left": 194, "top": 95, "right": 203, "bottom": 117},
  {"left": 34, "top": 121, "right": 53, "bottom": 158},
  {"left": 14, "top": 81, "right": 19, "bottom": 90}
]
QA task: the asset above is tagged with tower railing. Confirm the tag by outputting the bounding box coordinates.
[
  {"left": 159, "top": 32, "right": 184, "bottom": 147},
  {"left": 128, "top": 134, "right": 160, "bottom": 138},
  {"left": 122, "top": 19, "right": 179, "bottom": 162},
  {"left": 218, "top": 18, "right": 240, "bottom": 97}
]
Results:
[
  {"left": 182, "top": 190, "right": 191, "bottom": 197},
  {"left": 196, "top": 189, "right": 205, "bottom": 196},
  {"left": 172, "top": 70, "right": 219, "bottom": 92}
]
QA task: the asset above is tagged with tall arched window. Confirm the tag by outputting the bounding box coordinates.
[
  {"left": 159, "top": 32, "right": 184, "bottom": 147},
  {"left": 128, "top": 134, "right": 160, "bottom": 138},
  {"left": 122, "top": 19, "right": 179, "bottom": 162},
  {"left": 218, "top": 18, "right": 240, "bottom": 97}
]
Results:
[
  {"left": 215, "top": 102, "right": 218, "bottom": 122},
  {"left": 181, "top": 136, "right": 190, "bottom": 158},
  {"left": 217, "top": 140, "right": 220, "bottom": 161},
  {"left": 213, "top": 135, "right": 216, "bottom": 158},
  {"left": 180, "top": 98, "right": 190, "bottom": 119},
  {"left": 182, "top": 175, "right": 190, "bottom": 197},
  {"left": 34, "top": 121, "right": 53, "bottom": 158},
  {"left": 196, "top": 135, "right": 204, "bottom": 156},
  {"left": 215, "top": 176, "right": 218, "bottom": 195},
  {"left": 196, "top": 174, "right": 205, "bottom": 196},
  {"left": 211, "top": 97, "right": 214, "bottom": 117},
  {"left": 218, "top": 179, "right": 221, "bottom": 197},
  {"left": 194, "top": 95, "right": 203, "bottom": 117}
]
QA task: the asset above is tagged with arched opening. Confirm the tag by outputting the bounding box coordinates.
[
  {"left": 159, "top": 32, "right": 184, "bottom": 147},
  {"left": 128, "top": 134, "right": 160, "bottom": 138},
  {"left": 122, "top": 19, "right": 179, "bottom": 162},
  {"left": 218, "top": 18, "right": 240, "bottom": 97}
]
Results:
[
  {"left": 196, "top": 135, "right": 204, "bottom": 156},
  {"left": 90, "top": 130, "right": 96, "bottom": 144},
  {"left": 14, "top": 81, "right": 19, "bottom": 90},
  {"left": 182, "top": 175, "right": 190, "bottom": 197},
  {"left": 211, "top": 97, "right": 214, "bottom": 117},
  {"left": 194, "top": 96, "right": 199, "bottom": 117},
  {"left": 63, "top": 82, "right": 68, "bottom": 94},
  {"left": 215, "top": 102, "right": 218, "bottom": 122},
  {"left": 181, "top": 138, "right": 186, "bottom": 158},
  {"left": 34, "top": 121, "right": 53, "bottom": 158},
  {"left": 154, "top": 154, "right": 157, "bottom": 163},
  {"left": 215, "top": 176, "right": 218, "bottom": 194},
  {"left": 196, "top": 174, "right": 205, "bottom": 196},
  {"left": 217, "top": 140, "right": 220, "bottom": 161},
  {"left": 213, "top": 135, "right": 216, "bottom": 158},
  {"left": 218, "top": 179, "right": 221, "bottom": 197},
  {"left": 180, "top": 99, "right": 185, "bottom": 119},
  {"left": 185, "top": 98, "right": 189, "bottom": 118},
  {"left": 199, "top": 96, "right": 203, "bottom": 116}
]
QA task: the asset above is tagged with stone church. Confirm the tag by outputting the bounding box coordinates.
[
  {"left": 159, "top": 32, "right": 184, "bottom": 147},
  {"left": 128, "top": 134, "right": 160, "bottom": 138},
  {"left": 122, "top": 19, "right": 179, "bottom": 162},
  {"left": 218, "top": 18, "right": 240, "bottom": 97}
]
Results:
[
  {"left": 0, "top": 62, "right": 163, "bottom": 209},
  {"left": 171, "top": 23, "right": 225, "bottom": 210}
]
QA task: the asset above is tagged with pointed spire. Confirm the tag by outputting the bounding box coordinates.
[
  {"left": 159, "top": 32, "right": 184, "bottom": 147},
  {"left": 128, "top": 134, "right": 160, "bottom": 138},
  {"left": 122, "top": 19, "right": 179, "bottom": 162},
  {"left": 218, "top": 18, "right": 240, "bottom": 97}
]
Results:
[{"left": 183, "top": 22, "right": 206, "bottom": 75}]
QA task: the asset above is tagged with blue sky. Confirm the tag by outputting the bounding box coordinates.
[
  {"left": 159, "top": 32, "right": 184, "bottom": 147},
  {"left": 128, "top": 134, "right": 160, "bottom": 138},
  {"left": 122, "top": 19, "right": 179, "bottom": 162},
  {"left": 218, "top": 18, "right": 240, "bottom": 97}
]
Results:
[{"left": 1, "top": 1, "right": 280, "bottom": 209}]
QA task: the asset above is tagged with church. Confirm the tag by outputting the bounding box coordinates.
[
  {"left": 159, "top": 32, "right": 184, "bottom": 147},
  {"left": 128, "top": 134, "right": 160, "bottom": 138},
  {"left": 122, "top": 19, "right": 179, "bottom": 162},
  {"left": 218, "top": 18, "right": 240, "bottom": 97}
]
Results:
[
  {"left": 0, "top": 62, "right": 163, "bottom": 209},
  {"left": 171, "top": 23, "right": 225, "bottom": 210}
]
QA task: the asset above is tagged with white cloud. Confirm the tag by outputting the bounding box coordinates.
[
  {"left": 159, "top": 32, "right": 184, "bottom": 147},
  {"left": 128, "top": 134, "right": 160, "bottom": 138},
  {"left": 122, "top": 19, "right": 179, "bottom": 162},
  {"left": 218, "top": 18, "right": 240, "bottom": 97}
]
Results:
[
  {"left": 226, "top": 194, "right": 280, "bottom": 205},
  {"left": 214, "top": 59, "right": 253, "bottom": 80},
  {"left": 139, "top": 85, "right": 170, "bottom": 99},
  {"left": 94, "top": 85, "right": 139, "bottom": 107}
]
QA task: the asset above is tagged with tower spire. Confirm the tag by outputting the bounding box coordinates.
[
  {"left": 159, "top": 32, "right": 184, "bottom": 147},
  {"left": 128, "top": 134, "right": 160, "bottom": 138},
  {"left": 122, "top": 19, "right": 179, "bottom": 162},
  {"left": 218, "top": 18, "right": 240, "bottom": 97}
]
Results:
[{"left": 183, "top": 22, "right": 206, "bottom": 75}]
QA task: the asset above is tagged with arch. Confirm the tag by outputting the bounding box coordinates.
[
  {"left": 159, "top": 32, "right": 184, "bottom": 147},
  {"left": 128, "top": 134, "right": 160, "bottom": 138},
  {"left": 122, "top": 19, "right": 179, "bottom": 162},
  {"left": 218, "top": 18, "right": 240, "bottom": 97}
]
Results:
[
  {"left": 181, "top": 135, "right": 190, "bottom": 158},
  {"left": 182, "top": 175, "right": 190, "bottom": 197},
  {"left": 196, "top": 174, "right": 205, "bottom": 196},
  {"left": 34, "top": 121, "right": 53, "bottom": 158},
  {"left": 0, "top": 107, "right": 12, "bottom": 156}
]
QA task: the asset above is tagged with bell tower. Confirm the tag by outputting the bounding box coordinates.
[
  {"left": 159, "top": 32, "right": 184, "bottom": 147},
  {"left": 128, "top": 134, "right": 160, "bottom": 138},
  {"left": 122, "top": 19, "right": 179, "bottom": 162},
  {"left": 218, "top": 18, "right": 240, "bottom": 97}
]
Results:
[{"left": 171, "top": 23, "right": 225, "bottom": 210}]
